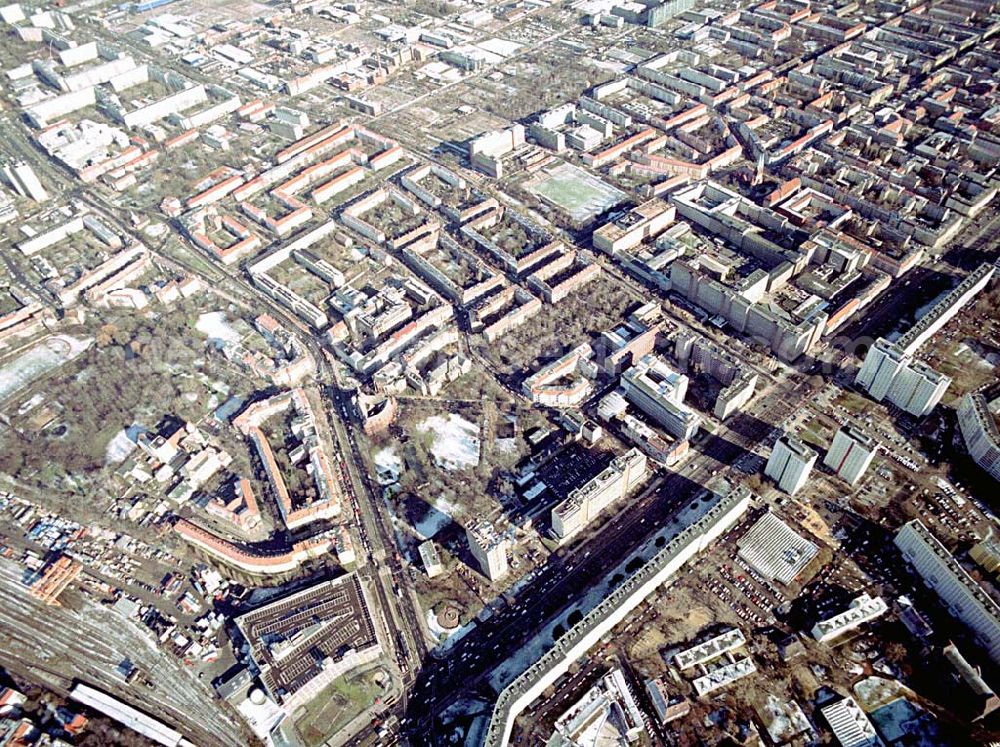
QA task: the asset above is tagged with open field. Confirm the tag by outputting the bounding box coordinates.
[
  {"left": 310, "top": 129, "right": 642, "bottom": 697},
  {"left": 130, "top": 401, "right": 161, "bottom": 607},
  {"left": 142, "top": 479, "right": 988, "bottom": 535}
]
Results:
[
  {"left": 295, "top": 668, "right": 385, "bottom": 747},
  {"left": 0, "top": 335, "right": 91, "bottom": 404},
  {"left": 529, "top": 163, "right": 626, "bottom": 223}
]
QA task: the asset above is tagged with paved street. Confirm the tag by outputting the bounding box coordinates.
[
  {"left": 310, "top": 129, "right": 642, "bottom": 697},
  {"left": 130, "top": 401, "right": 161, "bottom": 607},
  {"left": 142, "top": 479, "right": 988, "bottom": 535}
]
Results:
[{"left": 402, "top": 375, "right": 812, "bottom": 741}]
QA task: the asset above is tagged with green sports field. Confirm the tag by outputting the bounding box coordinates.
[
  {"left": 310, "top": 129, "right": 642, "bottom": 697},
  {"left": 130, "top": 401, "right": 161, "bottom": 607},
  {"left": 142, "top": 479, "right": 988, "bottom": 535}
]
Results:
[{"left": 530, "top": 163, "right": 626, "bottom": 223}]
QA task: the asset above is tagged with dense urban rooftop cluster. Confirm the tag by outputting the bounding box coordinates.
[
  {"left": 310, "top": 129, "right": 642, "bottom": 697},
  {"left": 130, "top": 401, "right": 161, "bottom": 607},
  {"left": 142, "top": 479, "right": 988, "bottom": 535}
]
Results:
[{"left": 0, "top": 0, "right": 999, "bottom": 744}]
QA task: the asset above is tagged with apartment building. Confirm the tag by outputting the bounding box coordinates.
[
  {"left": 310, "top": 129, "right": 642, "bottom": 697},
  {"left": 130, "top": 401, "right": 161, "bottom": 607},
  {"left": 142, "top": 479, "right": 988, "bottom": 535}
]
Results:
[
  {"left": 811, "top": 593, "right": 888, "bottom": 643},
  {"left": 466, "top": 519, "right": 511, "bottom": 581},
  {"left": 522, "top": 344, "right": 596, "bottom": 407},
  {"left": 592, "top": 199, "right": 675, "bottom": 255},
  {"left": 895, "top": 520, "right": 1000, "bottom": 664},
  {"left": 824, "top": 425, "right": 877, "bottom": 485},
  {"left": 765, "top": 434, "right": 816, "bottom": 495},
  {"left": 957, "top": 392, "right": 1000, "bottom": 482},
  {"left": 483, "top": 485, "right": 754, "bottom": 747},
  {"left": 857, "top": 264, "right": 995, "bottom": 417},
  {"left": 1, "top": 161, "right": 48, "bottom": 202},
  {"left": 856, "top": 338, "right": 951, "bottom": 417},
  {"left": 896, "top": 264, "right": 994, "bottom": 355},
  {"left": 674, "top": 329, "right": 758, "bottom": 420},
  {"left": 551, "top": 449, "right": 648, "bottom": 540},
  {"left": 621, "top": 354, "right": 700, "bottom": 440}
]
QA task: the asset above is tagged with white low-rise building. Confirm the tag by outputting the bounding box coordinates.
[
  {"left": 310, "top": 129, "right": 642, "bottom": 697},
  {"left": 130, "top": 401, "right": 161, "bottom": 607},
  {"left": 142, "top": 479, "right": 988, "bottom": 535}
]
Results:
[
  {"left": 737, "top": 511, "right": 818, "bottom": 585},
  {"left": 811, "top": 593, "right": 888, "bottom": 642},
  {"left": 691, "top": 656, "right": 756, "bottom": 696},
  {"left": 419, "top": 540, "right": 444, "bottom": 578},
  {"left": 674, "top": 628, "right": 745, "bottom": 670},
  {"left": 820, "top": 696, "right": 883, "bottom": 747}
]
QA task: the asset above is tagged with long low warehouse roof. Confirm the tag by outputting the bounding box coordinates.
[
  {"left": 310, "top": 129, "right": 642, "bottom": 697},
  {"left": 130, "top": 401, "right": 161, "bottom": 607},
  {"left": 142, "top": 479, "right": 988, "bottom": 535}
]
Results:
[{"left": 69, "top": 683, "right": 184, "bottom": 747}]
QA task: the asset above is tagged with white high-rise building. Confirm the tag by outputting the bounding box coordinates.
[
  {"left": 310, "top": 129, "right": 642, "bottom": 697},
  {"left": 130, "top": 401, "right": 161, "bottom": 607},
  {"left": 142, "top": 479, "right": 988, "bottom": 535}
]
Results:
[
  {"left": 765, "top": 434, "right": 816, "bottom": 495},
  {"left": 551, "top": 449, "right": 647, "bottom": 539},
  {"left": 0, "top": 189, "right": 16, "bottom": 224},
  {"left": 466, "top": 519, "right": 510, "bottom": 581},
  {"left": 856, "top": 339, "right": 950, "bottom": 417},
  {"left": 895, "top": 520, "right": 1000, "bottom": 664},
  {"left": 856, "top": 338, "right": 908, "bottom": 400},
  {"left": 886, "top": 360, "right": 950, "bottom": 417},
  {"left": 957, "top": 392, "right": 1000, "bottom": 482},
  {"left": 856, "top": 265, "right": 994, "bottom": 418},
  {"left": 621, "top": 354, "right": 700, "bottom": 440},
  {"left": 1, "top": 161, "right": 49, "bottom": 202},
  {"left": 824, "top": 425, "right": 877, "bottom": 485}
]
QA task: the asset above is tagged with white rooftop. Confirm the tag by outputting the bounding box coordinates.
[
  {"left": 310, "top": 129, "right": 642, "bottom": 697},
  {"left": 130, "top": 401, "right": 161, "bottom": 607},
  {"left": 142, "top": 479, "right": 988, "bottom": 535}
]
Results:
[
  {"left": 674, "top": 628, "right": 745, "bottom": 670},
  {"left": 820, "top": 696, "right": 883, "bottom": 747},
  {"left": 691, "top": 656, "right": 756, "bottom": 696},
  {"left": 737, "top": 511, "right": 818, "bottom": 585}
]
